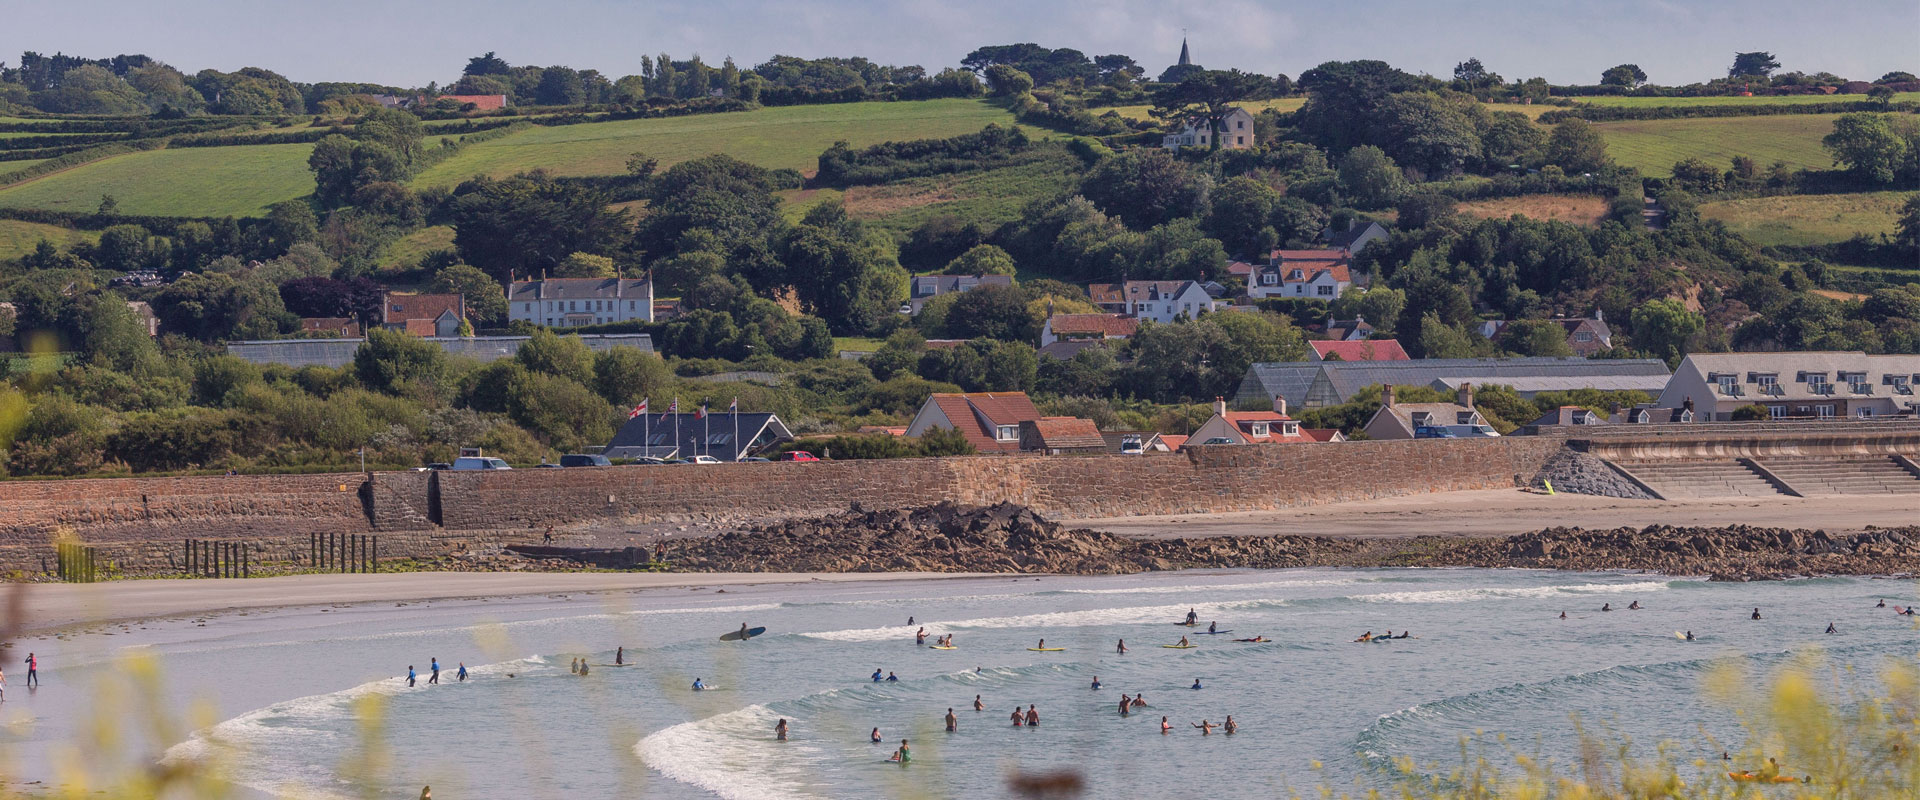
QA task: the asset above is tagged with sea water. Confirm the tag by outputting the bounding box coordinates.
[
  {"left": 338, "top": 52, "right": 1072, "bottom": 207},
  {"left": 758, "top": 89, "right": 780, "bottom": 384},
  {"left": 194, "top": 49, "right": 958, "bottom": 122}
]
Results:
[{"left": 13, "top": 568, "right": 1918, "bottom": 798}]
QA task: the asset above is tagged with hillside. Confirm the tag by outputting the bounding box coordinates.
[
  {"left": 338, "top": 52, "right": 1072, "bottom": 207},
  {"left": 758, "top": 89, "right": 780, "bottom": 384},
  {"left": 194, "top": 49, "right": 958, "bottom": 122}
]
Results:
[
  {"left": 1577, "top": 92, "right": 1920, "bottom": 107},
  {"left": 1592, "top": 113, "right": 1843, "bottom": 176},
  {"left": 0, "top": 218, "right": 96, "bottom": 260},
  {"left": 411, "top": 98, "right": 1023, "bottom": 187},
  {"left": 0, "top": 142, "right": 316, "bottom": 217},
  {"left": 1698, "top": 191, "right": 1910, "bottom": 247}
]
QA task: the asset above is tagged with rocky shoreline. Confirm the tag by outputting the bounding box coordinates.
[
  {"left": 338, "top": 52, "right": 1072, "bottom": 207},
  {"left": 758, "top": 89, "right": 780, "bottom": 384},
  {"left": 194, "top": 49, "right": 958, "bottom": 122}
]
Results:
[{"left": 660, "top": 502, "right": 1920, "bottom": 581}]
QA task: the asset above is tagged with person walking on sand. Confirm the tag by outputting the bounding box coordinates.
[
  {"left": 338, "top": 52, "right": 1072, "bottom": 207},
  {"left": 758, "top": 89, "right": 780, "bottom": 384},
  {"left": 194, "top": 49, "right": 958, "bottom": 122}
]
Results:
[
  {"left": 457, "top": 663, "right": 467, "bottom": 682},
  {"left": 775, "top": 718, "right": 788, "bottom": 741},
  {"left": 1193, "top": 720, "right": 1215, "bottom": 735},
  {"left": 973, "top": 694, "right": 984, "bottom": 711},
  {"left": 945, "top": 708, "right": 957, "bottom": 732},
  {"left": 543, "top": 526, "right": 554, "bottom": 545},
  {"left": 407, "top": 666, "right": 416, "bottom": 687},
  {"left": 429, "top": 658, "right": 440, "bottom": 685},
  {"left": 23, "top": 653, "right": 37, "bottom": 688},
  {"left": 1025, "top": 705, "right": 1039, "bottom": 727}
]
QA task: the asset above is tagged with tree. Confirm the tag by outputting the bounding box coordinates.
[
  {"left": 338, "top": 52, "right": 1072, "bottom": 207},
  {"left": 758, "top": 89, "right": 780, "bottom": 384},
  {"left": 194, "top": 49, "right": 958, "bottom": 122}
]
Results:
[
  {"left": 151, "top": 272, "right": 289, "bottom": 341},
  {"left": 354, "top": 328, "right": 449, "bottom": 395},
  {"left": 983, "top": 65, "right": 1033, "bottom": 97},
  {"left": 515, "top": 329, "right": 597, "bottom": 385},
  {"left": 1728, "top": 52, "right": 1781, "bottom": 79},
  {"left": 1629, "top": 298, "right": 1704, "bottom": 365},
  {"left": 1544, "top": 118, "right": 1610, "bottom": 173},
  {"left": 555, "top": 251, "right": 618, "bottom": 278},
  {"left": 1600, "top": 64, "right": 1647, "bottom": 89},
  {"left": 535, "top": 65, "right": 585, "bottom": 105},
  {"left": 1498, "top": 319, "right": 1574, "bottom": 357},
  {"left": 83, "top": 292, "right": 160, "bottom": 373},
  {"left": 464, "top": 51, "right": 511, "bottom": 76},
  {"left": 942, "top": 284, "right": 1038, "bottom": 342},
  {"left": 95, "top": 224, "right": 150, "bottom": 272},
  {"left": 593, "top": 347, "right": 670, "bottom": 406},
  {"left": 1337, "top": 146, "right": 1408, "bottom": 209},
  {"left": 1381, "top": 91, "right": 1485, "bottom": 176},
  {"left": 1079, "top": 148, "right": 1205, "bottom": 228},
  {"left": 1151, "top": 69, "right": 1271, "bottom": 151},
  {"left": 1396, "top": 193, "right": 1457, "bottom": 230},
  {"left": 1821, "top": 112, "right": 1917, "bottom": 185},
  {"left": 1415, "top": 314, "right": 1479, "bottom": 358},
  {"left": 429, "top": 264, "right": 507, "bottom": 326},
  {"left": 451, "top": 175, "right": 629, "bottom": 283},
  {"left": 1452, "top": 58, "right": 1498, "bottom": 91},
  {"left": 1897, "top": 193, "right": 1920, "bottom": 251},
  {"left": 1293, "top": 60, "right": 1422, "bottom": 152},
  {"left": 944, "top": 244, "right": 1017, "bottom": 275},
  {"left": 1205, "top": 176, "right": 1282, "bottom": 256}
]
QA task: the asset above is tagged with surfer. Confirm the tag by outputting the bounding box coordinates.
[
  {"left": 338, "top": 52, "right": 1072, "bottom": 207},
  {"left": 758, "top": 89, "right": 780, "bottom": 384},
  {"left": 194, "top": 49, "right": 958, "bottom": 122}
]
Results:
[
  {"left": 1132, "top": 694, "right": 1147, "bottom": 709},
  {"left": 974, "top": 695, "right": 984, "bottom": 711},
  {"left": 1036, "top": 638, "right": 1046, "bottom": 650},
  {"left": 907, "top": 616, "right": 914, "bottom": 626},
  {"left": 1177, "top": 635, "right": 1191, "bottom": 647},
  {"left": 1601, "top": 603, "right": 1612, "bottom": 612},
  {"left": 1118, "top": 694, "right": 1131, "bottom": 715},
  {"left": 890, "top": 739, "right": 911, "bottom": 764},
  {"left": 1011, "top": 708, "right": 1024, "bottom": 727},
  {"left": 946, "top": 708, "right": 957, "bottom": 732},
  {"left": 1207, "top": 621, "right": 1217, "bottom": 633},
  {"left": 692, "top": 677, "right": 707, "bottom": 691},
  {"left": 1191, "top": 678, "right": 1203, "bottom": 690},
  {"left": 1224, "top": 715, "right": 1238, "bottom": 734},
  {"left": 1559, "top": 611, "right": 1567, "bottom": 620},
  {"left": 1752, "top": 608, "right": 1762, "bottom": 620},
  {"left": 1193, "top": 720, "right": 1215, "bottom": 735},
  {"left": 871, "top": 727, "right": 883, "bottom": 743},
  {"left": 429, "top": 658, "right": 440, "bottom": 685},
  {"left": 1905, "top": 607, "right": 1917, "bottom": 616},
  {"left": 1628, "top": 601, "right": 1641, "bottom": 610},
  {"left": 872, "top": 669, "right": 884, "bottom": 683},
  {"left": 457, "top": 663, "right": 467, "bottom": 682},
  {"left": 1397, "top": 631, "right": 1411, "bottom": 639},
  {"left": 1826, "top": 622, "right": 1837, "bottom": 634},
  {"left": 1160, "top": 716, "right": 1171, "bottom": 734},
  {"left": 1117, "top": 639, "right": 1128, "bottom": 654},
  {"left": 1355, "top": 631, "right": 1373, "bottom": 642},
  {"left": 886, "top": 672, "right": 900, "bottom": 682},
  {"left": 1025, "top": 705, "right": 1039, "bottom": 727},
  {"left": 1876, "top": 599, "right": 1886, "bottom": 608},
  {"left": 916, "top": 627, "right": 927, "bottom": 645},
  {"left": 407, "top": 665, "right": 416, "bottom": 687},
  {"left": 738, "top": 623, "right": 751, "bottom": 640},
  {"left": 1185, "top": 609, "right": 1198, "bottom": 625},
  {"left": 775, "top": 719, "right": 787, "bottom": 740},
  {"left": 615, "top": 647, "right": 624, "bottom": 665},
  {"left": 1685, "top": 631, "right": 1695, "bottom": 641},
  {"left": 1091, "top": 676, "right": 1101, "bottom": 690}
]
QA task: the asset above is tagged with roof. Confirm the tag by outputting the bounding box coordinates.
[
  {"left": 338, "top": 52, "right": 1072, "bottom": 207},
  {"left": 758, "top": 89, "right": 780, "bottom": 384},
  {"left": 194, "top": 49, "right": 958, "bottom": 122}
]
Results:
[
  {"left": 1302, "top": 428, "right": 1346, "bottom": 442},
  {"left": 1020, "top": 417, "right": 1106, "bottom": 451},
  {"left": 926, "top": 392, "right": 1044, "bottom": 453},
  {"left": 1373, "top": 402, "right": 1483, "bottom": 434},
  {"left": 1528, "top": 406, "right": 1609, "bottom": 427},
  {"left": 439, "top": 94, "right": 507, "bottom": 110},
  {"left": 1238, "top": 357, "right": 1672, "bottom": 409},
  {"left": 507, "top": 278, "right": 652, "bottom": 301},
  {"left": 1271, "top": 249, "right": 1349, "bottom": 261},
  {"left": 1218, "top": 411, "right": 1314, "bottom": 444},
  {"left": 1325, "top": 220, "right": 1386, "bottom": 251},
  {"left": 603, "top": 412, "right": 792, "bottom": 461},
  {"left": 1048, "top": 314, "right": 1139, "bottom": 338},
  {"left": 1159, "top": 434, "right": 1189, "bottom": 451},
  {"left": 404, "top": 319, "right": 439, "bottom": 337},
  {"left": 383, "top": 293, "right": 464, "bottom": 324},
  {"left": 1226, "top": 261, "right": 1255, "bottom": 277},
  {"left": 1310, "top": 339, "right": 1409, "bottom": 362},
  {"left": 1088, "top": 280, "right": 1204, "bottom": 304},
  {"left": 1669, "top": 352, "right": 1920, "bottom": 405},
  {"left": 1430, "top": 375, "right": 1667, "bottom": 394},
  {"left": 911, "top": 274, "right": 1014, "bottom": 298}
]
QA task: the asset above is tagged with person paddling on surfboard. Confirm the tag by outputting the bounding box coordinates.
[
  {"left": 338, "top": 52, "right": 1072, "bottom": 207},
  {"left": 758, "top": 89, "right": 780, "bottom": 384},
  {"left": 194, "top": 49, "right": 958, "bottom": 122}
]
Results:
[
  {"left": 1601, "top": 603, "right": 1612, "bottom": 612},
  {"left": 1685, "top": 631, "right": 1694, "bottom": 640},
  {"left": 1207, "top": 621, "right": 1217, "bottom": 633},
  {"left": 1176, "top": 635, "right": 1190, "bottom": 647},
  {"left": 692, "top": 677, "right": 707, "bottom": 691}
]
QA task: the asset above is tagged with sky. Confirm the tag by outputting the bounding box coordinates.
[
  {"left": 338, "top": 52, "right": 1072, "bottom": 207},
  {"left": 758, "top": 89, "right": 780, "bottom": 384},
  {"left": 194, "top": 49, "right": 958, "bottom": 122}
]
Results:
[{"left": 5, "top": 0, "right": 1916, "bottom": 88}]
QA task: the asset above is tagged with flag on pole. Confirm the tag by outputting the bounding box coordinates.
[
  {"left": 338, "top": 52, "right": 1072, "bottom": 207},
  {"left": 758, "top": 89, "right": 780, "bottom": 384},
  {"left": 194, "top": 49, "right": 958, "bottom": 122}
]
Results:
[
  {"left": 629, "top": 398, "right": 649, "bottom": 419},
  {"left": 695, "top": 403, "right": 709, "bottom": 420},
  {"left": 729, "top": 397, "right": 738, "bottom": 413}
]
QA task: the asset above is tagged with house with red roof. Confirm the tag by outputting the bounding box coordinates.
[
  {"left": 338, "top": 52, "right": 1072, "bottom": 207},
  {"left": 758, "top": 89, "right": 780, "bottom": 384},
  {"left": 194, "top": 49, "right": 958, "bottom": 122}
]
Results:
[
  {"left": 1187, "top": 397, "right": 1318, "bottom": 446},
  {"left": 1309, "top": 339, "right": 1410, "bottom": 362},
  {"left": 903, "top": 392, "right": 1046, "bottom": 453},
  {"left": 1086, "top": 280, "right": 1221, "bottom": 324},
  {"left": 1040, "top": 313, "right": 1140, "bottom": 347},
  {"left": 1018, "top": 417, "right": 1107, "bottom": 454},
  {"left": 1249, "top": 249, "right": 1352, "bottom": 300},
  {"left": 381, "top": 292, "right": 466, "bottom": 337}
]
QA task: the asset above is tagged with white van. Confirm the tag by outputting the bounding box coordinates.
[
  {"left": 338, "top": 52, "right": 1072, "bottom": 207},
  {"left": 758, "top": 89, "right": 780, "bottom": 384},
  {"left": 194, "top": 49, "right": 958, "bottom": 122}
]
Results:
[
  {"left": 451, "top": 456, "right": 512, "bottom": 470},
  {"left": 1444, "top": 424, "right": 1500, "bottom": 438}
]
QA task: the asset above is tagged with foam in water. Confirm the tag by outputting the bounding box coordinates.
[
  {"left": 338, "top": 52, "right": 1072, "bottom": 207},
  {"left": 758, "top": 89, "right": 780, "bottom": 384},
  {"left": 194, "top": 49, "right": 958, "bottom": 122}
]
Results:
[
  {"left": 1056, "top": 577, "right": 1365, "bottom": 595},
  {"left": 798, "top": 600, "right": 1274, "bottom": 642},
  {"left": 1350, "top": 580, "right": 1673, "bottom": 604},
  {"left": 635, "top": 704, "right": 826, "bottom": 800}
]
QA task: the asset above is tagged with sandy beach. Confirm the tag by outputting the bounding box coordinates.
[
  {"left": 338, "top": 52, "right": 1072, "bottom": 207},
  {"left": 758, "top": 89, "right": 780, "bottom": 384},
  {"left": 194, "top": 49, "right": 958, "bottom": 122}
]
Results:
[{"left": 1076, "top": 488, "right": 1920, "bottom": 540}]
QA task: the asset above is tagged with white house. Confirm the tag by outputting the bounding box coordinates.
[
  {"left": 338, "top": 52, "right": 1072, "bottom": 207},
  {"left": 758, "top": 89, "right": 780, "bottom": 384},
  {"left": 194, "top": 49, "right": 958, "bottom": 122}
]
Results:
[
  {"left": 1247, "top": 250, "right": 1352, "bottom": 300},
  {"left": 1656, "top": 352, "right": 1920, "bottom": 420},
  {"left": 1163, "top": 107, "right": 1256, "bottom": 151},
  {"left": 508, "top": 278, "right": 654, "bottom": 328},
  {"left": 1087, "top": 280, "right": 1222, "bottom": 324}
]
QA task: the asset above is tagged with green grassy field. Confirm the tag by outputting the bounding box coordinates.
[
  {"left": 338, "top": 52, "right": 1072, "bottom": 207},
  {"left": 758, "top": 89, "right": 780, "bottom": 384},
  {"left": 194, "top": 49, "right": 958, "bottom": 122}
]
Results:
[
  {"left": 0, "top": 143, "right": 316, "bottom": 217},
  {"left": 1593, "top": 113, "right": 1842, "bottom": 176},
  {"left": 0, "top": 219, "right": 98, "bottom": 260},
  {"left": 1578, "top": 92, "right": 1920, "bottom": 107},
  {"left": 376, "top": 224, "right": 457, "bottom": 272},
  {"left": 0, "top": 158, "right": 49, "bottom": 177},
  {"left": 0, "top": 130, "right": 98, "bottom": 139},
  {"left": 1698, "top": 191, "right": 1910, "bottom": 247},
  {"left": 780, "top": 148, "right": 1085, "bottom": 238},
  {"left": 412, "top": 99, "right": 1023, "bottom": 188}
]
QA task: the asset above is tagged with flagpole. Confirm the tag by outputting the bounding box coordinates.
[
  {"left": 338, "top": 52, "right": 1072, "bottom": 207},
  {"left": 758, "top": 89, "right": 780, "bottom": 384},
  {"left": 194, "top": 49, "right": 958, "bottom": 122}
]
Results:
[
  {"left": 643, "top": 399, "right": 649, "bottom": 460},
  {"left": 733, "top": 399, "right": 740, "bottom": 461},
  {"left": 704, "top": 409, "right": 710, "bottom": 458},
  {"left": 673, "top": 398, "right": 680, "bottom": 461}
]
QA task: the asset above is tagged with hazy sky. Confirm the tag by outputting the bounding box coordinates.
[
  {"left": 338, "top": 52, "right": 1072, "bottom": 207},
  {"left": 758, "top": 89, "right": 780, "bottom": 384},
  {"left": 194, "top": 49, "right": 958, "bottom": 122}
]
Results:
[{"left": 6, "top": 0, "right": 1915, "bottom": 87}]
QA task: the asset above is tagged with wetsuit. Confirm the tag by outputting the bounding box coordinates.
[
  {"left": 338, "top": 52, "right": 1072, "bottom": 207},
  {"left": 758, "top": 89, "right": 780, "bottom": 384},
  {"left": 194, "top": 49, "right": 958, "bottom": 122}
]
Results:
[
  {"left": 23, "top": 656, "right": 36, "bottom": 688},
  {"left": 429, "top": 660, "right": 439, "bottom": 685},
  {"left": 407, "top": 668, "right": 416, "bottom": 687},
  {"left": 457, "top": 665, "right": 467, "bottom": 682}
]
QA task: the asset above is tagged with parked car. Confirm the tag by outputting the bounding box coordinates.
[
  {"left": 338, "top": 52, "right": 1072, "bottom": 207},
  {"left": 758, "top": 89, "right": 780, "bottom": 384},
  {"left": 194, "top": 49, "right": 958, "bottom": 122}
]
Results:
[
  {"left": 533, "top": 463, "right": 562, "bottom": 468},
  {"left": 1198, "top": 437, "right": 1236, "bottom": 446},
  {"left": 559, "top": 454, "right": 612, "bottom": 468},
  {"left": 626, "top": 457, "right": 670, "bottom": 466},
  {"left": 776, "top": 451, "right": 819, "bottom": 462},
  {"left": 424, "top": 462, "right": 452, "bottom": 471},
  {"left": 740, "top": 456, "right": 771, "bottom": 462},
  {"left": 1444, "top": 424, "right": 1500, "bottom": 438},
  {"left": 1413, "top": 426, "right": 1457, "bottom": 439},
  {"left": 686, "top": 455, "right": 722, "bottom": 464},
  {"left": 451, "top": 456, "right": 512, "bottom": 470}
]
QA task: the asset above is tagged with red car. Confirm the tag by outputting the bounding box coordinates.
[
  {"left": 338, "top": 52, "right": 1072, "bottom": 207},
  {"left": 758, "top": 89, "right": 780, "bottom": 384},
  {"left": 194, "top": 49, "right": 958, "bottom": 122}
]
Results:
[{"left": 776, "top": 451, "right": 820, "bottom": 462}]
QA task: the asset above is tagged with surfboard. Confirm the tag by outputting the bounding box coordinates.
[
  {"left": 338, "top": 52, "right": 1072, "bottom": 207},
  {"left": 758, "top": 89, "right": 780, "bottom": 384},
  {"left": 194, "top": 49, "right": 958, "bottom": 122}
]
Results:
[
  {"left": 598, "top": 663, "right": 635, "bottom": 667},
  {"left": 1196, "top": 630, "right": 1232, "bottom": 634},
  {"left": 929, "top": 645, "right": 957, "bottom": 650},
  {"left": 719, "top": 626, "right": 767, "bottom": 641},
  {"left": 1674, "top": 631, "right": 1689, "bottom": 640},
  {"left": 1161, "top": 644, "right": 1197, "bottom": 649},
  {"left": 1230, "top": 638, "right": 1266, "bottom": 643},
  {"left": 1173, "top": 622, "right": 1198, "bottom": 626},
  {"left": 1027, "top": 647, "right": 1065, "bottom": 651}
]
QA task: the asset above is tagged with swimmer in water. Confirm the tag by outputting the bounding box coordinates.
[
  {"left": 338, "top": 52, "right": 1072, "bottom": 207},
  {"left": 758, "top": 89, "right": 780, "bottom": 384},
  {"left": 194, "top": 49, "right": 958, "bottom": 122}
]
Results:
[
  {"left": 1193, "top": 720, "right": 1215, "bottom": 735},
  {"left": 973, "top": 694, "right": 984, "bottom": 711},
  {"left": 407, "top": 665, "right": 416, "bottom": 687},
  {"left": 578, "top": 661, "right": 589, "bottom": 676},
  {"left": 1876, "top": 599, "right": 1886, "bottom": 608},
  {"left": 1117, "top": 639, "right": 1128, "bottom": 654},
  {"left": 945, "top": 708, "right": 957, "bottom": 732},
  {"left": 1224, "top": 715, "right": 1238, "bottom": 734},
  {"left": 886, "top": 672, "right": 899, "bottom": 682},
  {"left": 1601, "top": 603, "right": 1612, "bottom": 612},
  {"left": 1559, "top": 611, "right": 1567, "bottom": 620},
  {"left": 872, "top": 668, "right": 884, "bottom": 682},
  {"left": 890, "top": 739, "right": 911, "bottom": 764},
  {"left": 775, "top": 718, "right": 787, "bottom": 740},
  {"left": 1011, "top": 708, "right": 1024, "bottom": 727},
  {"left": 1119, "top": 694, "right": 1131, "bottom": 715},
  {"left": 1752, "top": 608, "right": 1762, "bottom": 620},
  {"left": 1628, "top": 601, "right": 1641, "bottom": 610},
  {"left": 1132, "top": 694, "right": 1147, "bottom": 708},
  {"left": 871, "top": 727, "right": 883, "bottom": 743},
  {"left": 916, "top": 627, "right": 927, "bottom": 645},
  {"left": 1025, "top": 705, "right": 1039, "bottom": 727},
  {"left": 1191, "top": 678, "right": 1203, "bottom": 690},
  {"left": 1161, "top": 716, "right": 1171, "bottom": 734},
  {"left": 1091, "top": 676, "right": 1101, "bottom": 690}
]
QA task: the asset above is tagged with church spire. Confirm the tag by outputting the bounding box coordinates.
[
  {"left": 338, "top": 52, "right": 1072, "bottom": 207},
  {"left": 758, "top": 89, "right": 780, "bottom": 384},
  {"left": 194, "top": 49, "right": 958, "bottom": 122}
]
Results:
[{"left": 1177, "top": 35, "right": 1191, "bottom": 67}]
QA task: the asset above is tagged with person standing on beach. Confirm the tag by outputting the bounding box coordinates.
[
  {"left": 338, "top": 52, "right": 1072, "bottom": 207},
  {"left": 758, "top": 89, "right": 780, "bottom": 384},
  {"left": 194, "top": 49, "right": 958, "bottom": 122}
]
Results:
[
  {"left": 407, "top": 666, "right": 416, "bottom": 687},
  {"left": 429, "top": 658, "right": 440, "bottom": 685},
  {"left": 945, "top": 708, "right": 957, "bottom": 732},
  {"left": 23, "top": 653, "right": 36, "bottom": 688}
]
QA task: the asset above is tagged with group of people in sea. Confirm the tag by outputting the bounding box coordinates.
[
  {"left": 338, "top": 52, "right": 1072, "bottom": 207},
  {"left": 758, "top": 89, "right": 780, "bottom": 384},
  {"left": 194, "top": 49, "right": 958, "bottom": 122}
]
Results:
[{"left": 405, "top": 658, "right": 466, "bottom": 687}]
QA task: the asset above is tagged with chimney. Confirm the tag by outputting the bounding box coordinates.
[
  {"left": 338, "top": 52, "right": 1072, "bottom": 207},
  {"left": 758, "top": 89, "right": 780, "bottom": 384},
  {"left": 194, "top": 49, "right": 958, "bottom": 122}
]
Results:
[
  {"left": 1273, "top": 395, "right": 1288, "bottom": 417},
  {"left": 1457, "top": 382, "right": 1474, "bottom": 409},
  {"left": 1382, "top": 385, "right": 1396, "bottom": 408},
  {"left": 1213, "top": 396, "right": 1227, "bottom": 416}
]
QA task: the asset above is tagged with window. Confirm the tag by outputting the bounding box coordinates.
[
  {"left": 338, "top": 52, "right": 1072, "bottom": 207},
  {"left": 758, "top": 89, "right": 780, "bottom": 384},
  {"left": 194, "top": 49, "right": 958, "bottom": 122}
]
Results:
[
  {"left": 1574, "top": 332, "right": 1594, "bottom": 342},
  {"left": 996, "top": 425, "right": 1017, "bottom": 442},
  {"left": 1768, "top": 405, "right": 1786, "bottom": 419},
  {"left": 1261, "top": 272, "right": 1276, "bottom": 285},
  {"left": 706, "top": 433, "right": 734, "bottom": 445},
  {"left": 1282, "top": 422, "right": 1299, "bottom": 436},
  {"left": 646, "top": 433, "right": 670, "bottom": 445},
  {"left": 1410, "top": 412, "right": 1432, "bottom": 427},
  {"left": 1248, "top": 422, "right": 1269, "bottom": 437},
  {"left": 1815, "top": 404, "right": 1835, "bottom": 419},
  {"left": 1236, "top": 120, "right": 1245, "bottom": 129},
  {"left": 569, "top": 301, "right": 577, "bottom": 311},
  {"left": 1795, "top": 371, "right": 1826, "bottom": 383},
  {"left": 1855, "top": 407, "right": 1874, "bottom": 418},
  {"left": 1317, "top": 285, "right": 1335, "bottom": 296},
  {"left": 1236, "top": 136, "right": 1245, "bottom": 145}
]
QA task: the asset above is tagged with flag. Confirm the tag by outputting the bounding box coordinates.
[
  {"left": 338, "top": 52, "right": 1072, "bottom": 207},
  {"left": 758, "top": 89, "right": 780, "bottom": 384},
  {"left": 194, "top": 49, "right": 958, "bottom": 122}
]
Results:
[
  {"left": 628, "top": 398, "right": 649, "bottom": 419},
  {"left": 669, "top": 398, "right": 678, "bottom": 413},
  {"left": 695, "top": 403, "right": 708, "bottom": 420},
  {"left": 729, "top": 397, "right": 738, "bottom": 413}
]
